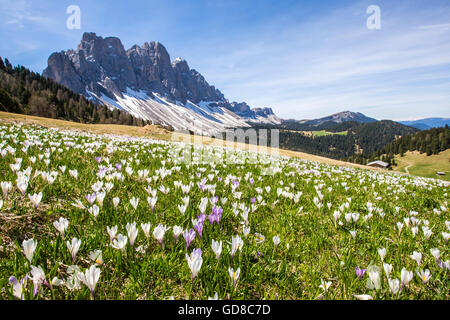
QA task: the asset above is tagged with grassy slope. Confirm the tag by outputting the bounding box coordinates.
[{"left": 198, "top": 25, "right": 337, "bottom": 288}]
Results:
[
  {"left": 5, "top": 111, "right": 449, "bottom": 180},
  {"left": 311, "top": 130, "right": 348, "bottom": 137},
  {"left": 0, "top": 111, "right": 371, "bottom": 171},
  {"left": 0, "top": 111, "right": 171, "bottom": 140},
  {"left": 394, "top": 150, "right": 450, "bottom": 181}
]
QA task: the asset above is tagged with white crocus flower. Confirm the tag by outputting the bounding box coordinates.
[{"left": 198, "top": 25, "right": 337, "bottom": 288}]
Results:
[
  {"left": 111, "top": 234, "right": 128, "bottom": 252},
  {"left": 353, "top": 294, "right": 373, "bottom": 300},
  {"left": 211, "top": 239, "right": 223, "bottom": 260},
  {"left": 410, "top": 251, "right": 422, "bottom": 266},
  {"left": 89, "top": 250, "right": 103, "bottom": 265},
  {"left": 400, "top": 268, "right": 413, "bottom": 287},
  {"left": 243, "top": 226, "right": 250, "bottom": 239},
  {"left": 186, "top": 248, "right": 203, "bottom": 279},
  {"left": 443, "top": 232, "right": 450, "bottom": 242},
  {"left": 96, "top": 192, "right": 106, "bottom": 207},
  {"left": 172, "top": 225, "right": 183, "bottom": 241},
  {"left": 273, "top": 235, "right": 281, "bottom": 246},
  {"left": 66, "top": 237, "right": 81, "bottom": 261},
  {"left": 333, "top": 211, "right": 340, "bottom": 225},
  {"left": 178, "top": 203, "right": 187, "bottom": 215},
  {"left": 397, "top": 222, "right": 404, "bottom": 234},
  {"left": 1, "top": 181, "right": 12, "bottom": 198},
  {"left": 53, "top": 217, "right": 69, "bottom": 237},
  {"left": 112, "top": 197, "right": 120, "bottom": 209},
  {"left": 229, "top": 267, "right": 241, "bottom": 287},
  {"left": 388, "top": 278, "right": 400, "bottom": 295},
  {"left": 319, "top": 279, "right": 332, "bottom": 292},
  {"left": 88, "top": 205, "right": 100, "bottom": 219},
  {"left": 153, "top": 224, "right": 169, "bottom": 247},
  {"left": 430, "top": 248, "right": 440, "bottom": 261},
  {"left": 69, "top": 169, "right": 78, "bottom": 180},
  {"left": 147, "top": 196, "right": 158, "bottom": 211},
  {"left": 141, "top": 223, "right": 151, "bottom": 238},
  {"left": 107, "top": 225, "right": 118, "bottom": 241},
  {"left": 417, "top": 269, "right": 432, "bottom": 284},
  {"left": 51, "top": 277, "right": 64, "bottom": 287},
  {"left": 126, "top": 222, "right": 138, "bottom": 246},
  {"left": 28, "top": 192, "right": 43, "bottom": 209},
  {"left": 22, "top": 238, "right": 37, "bottom": 263},
  {"left": 367, "top": 268, "right": 381, "bottom": 290},
  {"left": 383, "top": 263, "right": 393, "bottom": 279},
  {"left": 199, "top": 197, "right": 208, "bottom": 214},
  {"left": 129, "top": 197, "right": 139, "bottom": 210},
  {"left": 230, "top": 235, "right": 244, "bottom": 257},
  {"left": 378, "top": 248, "right": 386, "bottom": 262},
  {"left": 79, "top": 265, "right": 101, "bottom": 299},
  {"left": 29, "top": 265, "right": 46, "bottom": 296}
]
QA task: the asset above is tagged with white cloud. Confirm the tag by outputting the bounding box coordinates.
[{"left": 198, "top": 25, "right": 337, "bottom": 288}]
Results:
[
  {"left": 187, "top": 1, "right": 450, "bottom": 120},
  {"left": 0, "top": 0, "right": 52, "bottom": 28}
]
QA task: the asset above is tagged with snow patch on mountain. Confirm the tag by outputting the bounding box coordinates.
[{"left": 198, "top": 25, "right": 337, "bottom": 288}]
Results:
[{"left": 88, "top": 88, "right": 251, "bottom": 134}]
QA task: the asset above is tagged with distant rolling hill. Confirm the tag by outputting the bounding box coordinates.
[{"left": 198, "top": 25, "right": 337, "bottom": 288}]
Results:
[
  {"left": 282, "top": 111, "right": 377, "bottom": 129},
  {"left": 399, "top": 118, "right": 450, "bottom": 130}
]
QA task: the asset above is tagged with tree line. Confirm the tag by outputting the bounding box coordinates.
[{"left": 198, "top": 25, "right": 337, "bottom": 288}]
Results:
[
  {"left": 248, "top": 120, "right": 417, "bottom": 162},
  {"left": 348, "top": 126, "right": 450, "bottom": 165},
  {"left": 0, "top": 57, "right": 151, "bottom": 127}
]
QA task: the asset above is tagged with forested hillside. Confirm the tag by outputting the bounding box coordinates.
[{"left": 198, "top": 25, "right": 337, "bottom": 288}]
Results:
[
  {"left": 0, "top": 57, "right": 150, "bottom": 126},
  {"left": 249, "top": 120, "right": 418, "bottom": 161},
  {"left": 352, "top": 126, "right": 450, "bottom": 165}
]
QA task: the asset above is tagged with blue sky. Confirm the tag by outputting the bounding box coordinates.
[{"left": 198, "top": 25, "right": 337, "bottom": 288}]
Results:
[{"left": 1, "top": 0, "right": 450, "bottom": 120}]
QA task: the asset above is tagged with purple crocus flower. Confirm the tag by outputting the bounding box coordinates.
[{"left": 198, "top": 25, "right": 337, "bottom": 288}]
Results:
[
  {"left": 9, "top": 276, "right": 26, "bottom": 300},
  {"left": 208, "top": 206, "right": 223, "bottom": 224},
  {"left": 85, "top": 193, "right": 96, "bottom": 205},
  {"left": 183, "top": 229, "right": 196, "bottom": 250},
  {"left": 192, "top": 248, "right": 202, "bottom": 258},
  {"left": 249, "top": 178, "right": 254, "bottom": 185},
  {"left": 194, "top": 220, "right": 204, "bottom": 237},
  {"left": 197, "top": 213, "right": 206, "bottom": 224},
  {"left": 355, "top": 267, "right": 366, "bottom": 278},
  {"left": 251, "top": 197, "right": 256, "bottom": 205},
  {"left": 212, "top": 206, "right": 223, "bottom": 223},
  {"left": 115, "top": 163, "right": 122, "bottom": 171},
  {"left": 95, "top": 156, "right": 101, "bottom": 163}
]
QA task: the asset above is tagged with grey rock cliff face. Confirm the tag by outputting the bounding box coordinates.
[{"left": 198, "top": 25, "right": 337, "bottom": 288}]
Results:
[{"left": 43, "top": 32, "right": 279, "bottom": 126}]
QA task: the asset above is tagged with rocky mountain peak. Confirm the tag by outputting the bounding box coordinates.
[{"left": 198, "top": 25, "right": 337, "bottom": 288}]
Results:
[{"left": 42, "top": 32, "right": 281, "bottom": 132}]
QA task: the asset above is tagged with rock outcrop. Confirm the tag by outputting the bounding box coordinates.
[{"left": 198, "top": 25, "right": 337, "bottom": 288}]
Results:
[{"left": 43, "top": 32, "right": 280, "bottom": 132}]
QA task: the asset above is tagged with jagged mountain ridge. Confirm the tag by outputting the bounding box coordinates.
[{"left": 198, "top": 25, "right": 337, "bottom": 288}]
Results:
[{"left": 43, "top": 32, "right": 280, "bottom": 133}]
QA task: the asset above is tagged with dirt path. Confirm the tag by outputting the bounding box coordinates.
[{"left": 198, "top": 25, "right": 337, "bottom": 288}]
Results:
[
  {"left": 404, "top": 162, "right": 412, "bottom": 174},
  {"left": 396, "top": 158, "right": 413, "bottom": 174}
]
